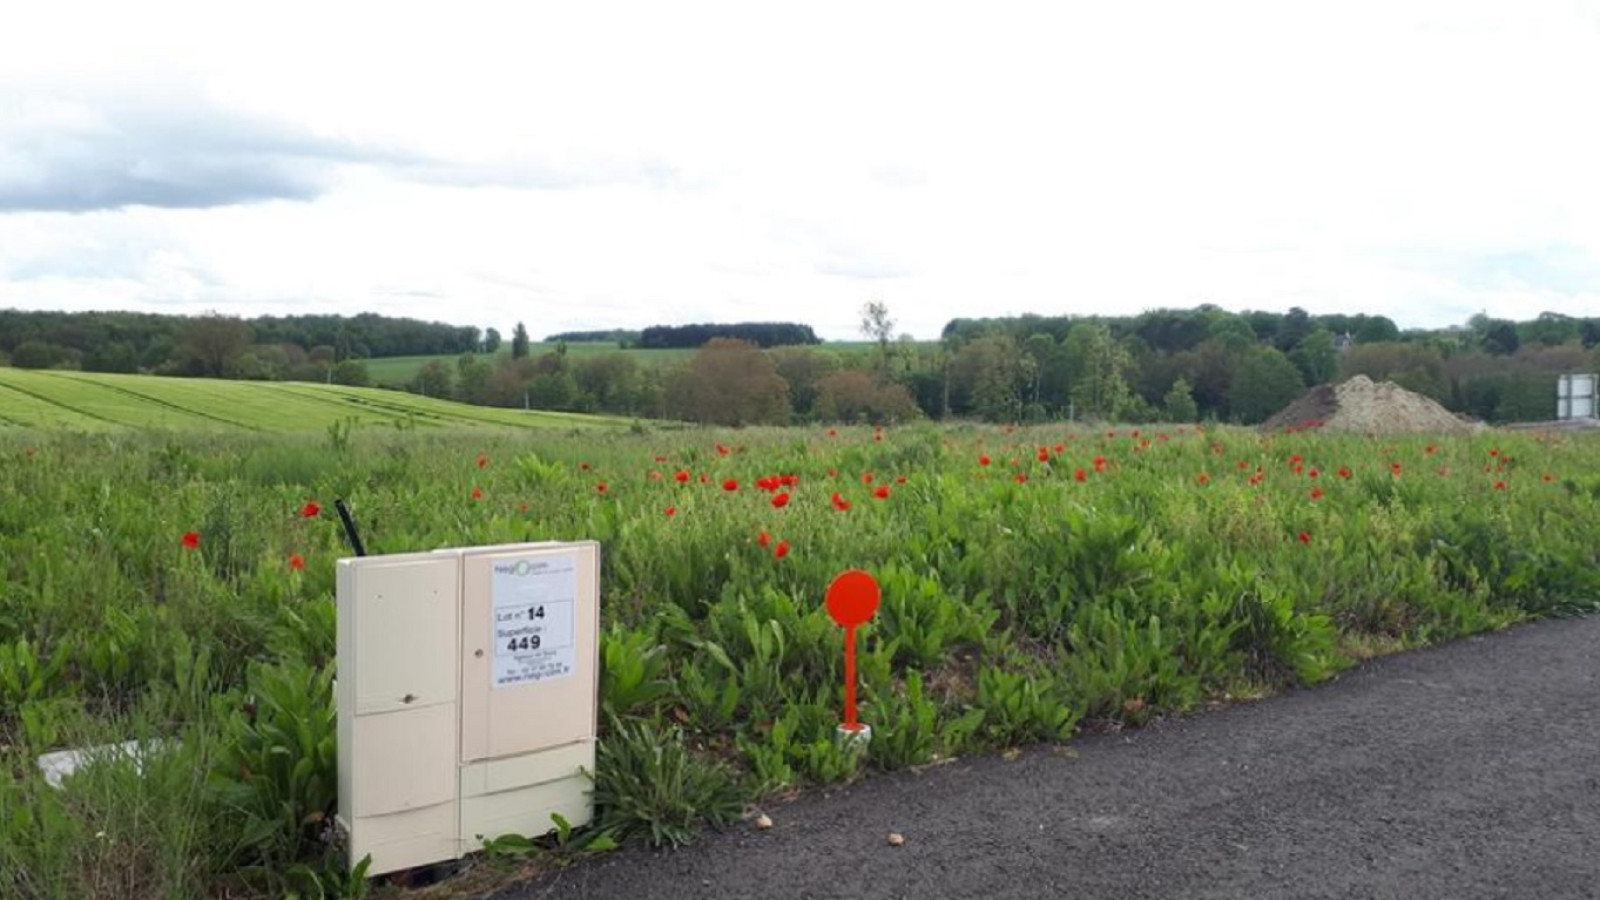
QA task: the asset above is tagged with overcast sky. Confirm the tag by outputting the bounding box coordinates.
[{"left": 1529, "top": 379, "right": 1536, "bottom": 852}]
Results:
[{"left": 2, "top": 1, "right": 1597, "bottom": 341}]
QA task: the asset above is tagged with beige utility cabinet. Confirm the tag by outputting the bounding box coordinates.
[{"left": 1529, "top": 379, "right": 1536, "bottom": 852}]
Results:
[{"left": 336, "top": 541, "right": 599, "bottom": 876}]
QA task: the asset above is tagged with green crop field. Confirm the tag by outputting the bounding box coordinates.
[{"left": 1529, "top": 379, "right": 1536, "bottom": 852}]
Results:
[
  {"left": 0, "top": 368, "right": 631, "bottom": 432},
  {"left": 4, "top": 419, "right": 1598, "bottom": 898}
]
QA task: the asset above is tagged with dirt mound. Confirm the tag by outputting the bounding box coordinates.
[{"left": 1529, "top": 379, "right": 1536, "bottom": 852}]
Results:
[{"left": 1262, "top": 375, "right": 1477, "bottom": 434}]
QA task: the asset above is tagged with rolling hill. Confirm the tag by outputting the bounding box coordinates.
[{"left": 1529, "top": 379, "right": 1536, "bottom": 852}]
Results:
[{"left": 0, "top": 368, "right": 630, "bottom": 432}]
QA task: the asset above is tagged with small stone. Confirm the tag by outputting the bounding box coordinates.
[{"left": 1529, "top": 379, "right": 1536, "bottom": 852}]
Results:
[
  {"left": 887, "top": 832, "right": 906, "bottom": 847},
  {"left": 755, "top": 813, "right": 773, "bottom": 831},
  {"left": 1002, "top": 748, "right": 1022, "bottom": 762}
]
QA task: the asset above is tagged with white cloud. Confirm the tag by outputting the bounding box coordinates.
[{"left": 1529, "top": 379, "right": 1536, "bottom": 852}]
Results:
[{"left": 2, "top": 0, "right": 1598, "bottom": 339}]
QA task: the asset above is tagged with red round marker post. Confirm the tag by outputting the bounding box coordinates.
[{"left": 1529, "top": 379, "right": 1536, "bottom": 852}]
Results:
[{"left": 825, "top": 569, "right": 881, "bottom": 733}]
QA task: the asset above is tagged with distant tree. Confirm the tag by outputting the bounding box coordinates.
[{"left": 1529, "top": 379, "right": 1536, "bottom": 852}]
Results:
[
  {"left": 511, "top": 322, "right": 531, "bottom": 359},
  {"left": 663, "top": 338, "right": 791, "bottom": 425},
  {"left": 527, "top": 371, "right": 579, "bottom": 410},
  {"left": 1274, "top": 306, "right": 1314, "bottom": 352},
  {"left": 1163, "top": 377, "right": 1199, "bottom": 422},
  {"left": 1351, "top": 315, "right": 1400, "bottom": 344},
  {"left": 1519, "top": 312, "right": 1580, "bottom": 348},
  {"left": 1065, "top": 323, "right": 1136, "bottom": 420},
  {"left": 571, "top": 353, "right": 643, "bottom": 413},
  {"left": 1341, "top": 342, "right": 1448, "bottom": 400},
  {"left": 331, "top": 360, "right": 371, "bottom": 387},
  {"left": 456, "top": 353, "right": 494, "bottom": 404},
  {"left": 83, "top": 341, "right": 139, "bottom": 374},
  {"left": 178, "top": 313, "right": 253, "bottom": 376},
  {"left": 948, "top": 334, "right": 1026, "bottom": 421},
  {"left": 860, "top": 300, "right": 896, "bottom": 372},
  {"left": 768, "top": 346, "right": 841, "bottom": 418},
  {"left": 1227, "top": 348, "right": 1305, "bottom": 424},
  {"left": 412, "top": 360, "right": 454, "bottom": 398},
  {"left": 1206, "top": 315, "right": 1258, "bottom": 352},
  {"left": 1289, "top": 328, "right": 1339, "bottom": 386},
  {"left": 813, "top": 370, "right": 921, "bottom": 424},
  {"left": 1021, "top": 332, "right": 1067, "bottom": 409},
  {"left": 10, "top": 341, "right": 65, "bottom": 370},
  {"left": 483, "top": 327, "right": 502, "bottom": 354}
]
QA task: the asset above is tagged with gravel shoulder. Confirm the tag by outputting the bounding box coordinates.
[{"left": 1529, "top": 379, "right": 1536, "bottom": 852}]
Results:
[{"left": 507, "top": 615, "right": 1600, "bottom": 900}]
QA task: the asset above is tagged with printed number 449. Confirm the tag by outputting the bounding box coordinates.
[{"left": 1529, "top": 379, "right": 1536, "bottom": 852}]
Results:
[{"left": 507, "top": 634, "right": 542, "bottom": 653}]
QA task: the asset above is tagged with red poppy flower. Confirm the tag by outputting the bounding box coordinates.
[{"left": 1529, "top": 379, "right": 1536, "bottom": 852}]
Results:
[
  {"left": 1298, "top": 531, "right": 1311, "bottom": 545},
  {"left": 1425, "top": 445, "right": 1437, "bottom": 455},
  {"left": 1037, "top": 447, "right": 1050, "bottom": 462},
  {"left": 1014, "top": 473, "right": 1027, "bottom": 484},
  {"left": 300, "top": 502, "right": 321, "bottom": 518},
  {"left": 1543, "top": 473, "right": 1554, "bottom": 483},
  {"left": 665, "top": 506, "right": 677, "bottom": 517},
  {"left": 722, "top": 478, "right": 738, "bottom": 492},
  {"left": 596, "top": 481, "right": 608, "bottom": 494},
  {"left": 716, "top": 444, "right": 730, "bottom": 456},
  {"left": 476, "top": 453, "right": 489, "bottom": 469},
  {"left": 1338, "top": 466, "right": 1352, "bottom": 479},
  {"left": 771, "top": 492, "right": 790, "bottom": 508},
  {"left": 1236, "top": 460, "right": 1249, "bottom": 470},
  {"left": 1289, "top": 454, "right": 1303, "bottom": 465},
  {"left": 181, "top": 531, "right": 200, "bottom": 550},
  {"left": 1390, "top": 462, "right": 1402, "bottom": 476},
  {"left": 1489, "top": 448, "right": 1499, "bottom": 457},
  {"left": 1307, "top": 468, "right": 1319, "bottom": 479},
  {"left": 979, "top": 454, "right": 991, "bottom": 467},
  {"left": 580, "top": 462, "right": 591, "bottom": 471},
  {"left": 758, "top": 531, "right": 771, "bottom": 548},
  {"left": 289, "top": 553, "right": 305, "bottom": 571},
  {"left": 831, "top": 492, "right": 851, "bottom": 511},
  {"left": 654, "top": 455, "right": 667, "bottom": 463},
  {"left": 471, "top": 486, "right": 483, "bottom": 500},
  {"left": 675, "top": 470, "right": 690, "bottom": 483},
  {"left": 1493, "top": 480, "right": 1507, "bottom": 491},
  {"left": 648, "top": 470, "right": 662, "bottom": 481},
  {"left": 1093, "top": 456, "right": 1107, "bottom": 473},
  {"left": 774, "top": 540, "right": 790, "bottom": 559},
  {"left": 1310, "top": 487, "right": 1324, "bottom": 501},
  {"left": 1074, "top": 468, "right": 1087, "bottom": 482},
  {"left": 1054, "top": 443, "right": 1065, "bottom": 454},
  {"left": 861, "top": 473, "right": 874, "bottom": 484},
  {"left": 827, "top": 428, "right": 838, "bottom": 437},
  {"left": 895, "top": 475, "right": 907, "bottom": 484},
  {"left": 1197, "top": 473, "right": 1210, "bottom": 485},
  {"left": 699, "top": 473, "right": 710, "bottom": 484},
  {"left": 873, "top": 485, "right": 890, "bottom": 499},
  {"left": 1292, "top": 464, "right": 1304, "bottom": 476},
  {"left": 519, "top": 503, "right": 530, "bottom": 514}
]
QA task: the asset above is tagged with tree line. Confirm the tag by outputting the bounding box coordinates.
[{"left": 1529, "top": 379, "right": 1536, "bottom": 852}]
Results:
[
  {"left": 390, "top": 306, "right": 1600, "bottom": 427},
  {"left": 0, "top": 309, "right": 485, "bottom": 380},
  {"left": 4, "top": 305, "right": 1597, "bottom": 426},
  {"left": 636, "top": 322, "right": 820, "bottom": 349}
]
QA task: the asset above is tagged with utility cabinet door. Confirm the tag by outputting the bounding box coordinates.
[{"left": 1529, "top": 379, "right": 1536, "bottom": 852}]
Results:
[
  {"left": 344, "top": 555, "right": 460, "bottom": 715},
  {"left": 459, "top": 543, "right": 599, "bottom": 761}
]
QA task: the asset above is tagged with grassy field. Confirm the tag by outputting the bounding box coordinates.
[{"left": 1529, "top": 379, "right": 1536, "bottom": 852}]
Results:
[
  {"left": 4, "top": 421, "right": 1597, "bottom": 898},
  {"left": 0, "top": 368, "right": 631, "bottom": 432},
  {"left": 362, "top": 341, "right": 892, "bottom": 387}
]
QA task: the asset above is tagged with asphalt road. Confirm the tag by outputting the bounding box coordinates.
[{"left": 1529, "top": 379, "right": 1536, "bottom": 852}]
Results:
[{"left": 507, "top": 615, "right": 1600, "bottom": 900}]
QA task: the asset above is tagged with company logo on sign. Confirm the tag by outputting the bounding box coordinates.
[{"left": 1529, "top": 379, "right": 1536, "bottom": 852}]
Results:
[{"left": 494, "top": 560, "right": 549, "bottom": 577}]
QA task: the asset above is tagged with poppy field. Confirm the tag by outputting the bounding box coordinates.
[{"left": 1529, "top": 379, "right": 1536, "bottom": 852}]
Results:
[{"left": 3, "top": 422, "right": 1599, "bottom": 898}]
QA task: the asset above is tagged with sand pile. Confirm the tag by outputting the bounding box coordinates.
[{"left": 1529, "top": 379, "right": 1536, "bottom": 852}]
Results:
[{"left": 1261, "top": 375, "right": 1478, "bottom": 434}]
